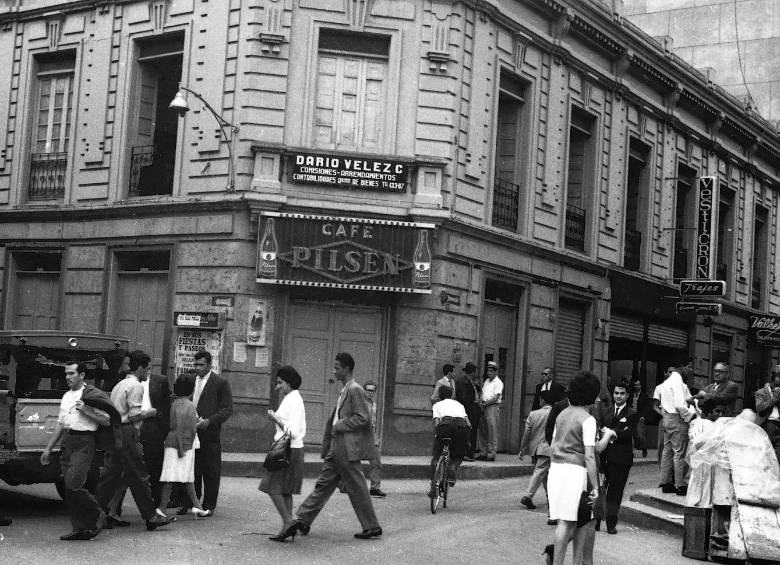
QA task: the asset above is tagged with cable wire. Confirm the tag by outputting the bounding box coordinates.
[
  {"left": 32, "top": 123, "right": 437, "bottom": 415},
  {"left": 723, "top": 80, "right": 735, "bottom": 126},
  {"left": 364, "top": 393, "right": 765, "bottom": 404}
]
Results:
[{"left": 732, "top": 0, "right": 756, "bottom": 110}]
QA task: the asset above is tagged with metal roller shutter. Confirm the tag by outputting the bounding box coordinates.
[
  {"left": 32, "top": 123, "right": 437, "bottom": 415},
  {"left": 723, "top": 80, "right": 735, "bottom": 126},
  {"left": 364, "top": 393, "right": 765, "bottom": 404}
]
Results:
[
  {"left": 610, "top": 312, "right": 644, "bottom": 342},
  {"left": 647, "top": 323, "right": 688, "bottom": 349},
  {"left": 556, "top": 299, "right": 587, "bottom": 385}
]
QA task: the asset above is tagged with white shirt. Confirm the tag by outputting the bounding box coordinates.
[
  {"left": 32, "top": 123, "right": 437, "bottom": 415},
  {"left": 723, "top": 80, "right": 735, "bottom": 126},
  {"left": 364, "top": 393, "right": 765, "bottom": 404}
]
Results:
[
  {"left": 193, "top": 370, "right": 212, "bottom": 408},
  {"left": 333, "top": 379, "right": 352, "bottom": 427},
  {"left": 58, "top": 387, "right": 98, "bottom": 432},
  {"left": 274, "top": 389, "right": 306, "bottom": 448},
  {"left": 432, "top": 398, "right": 468, "bottom": 420},
  {"left": 141, "top": 378, "right": 152, "bottom": 413},
  {"left": 656, "top": 372, "right": 693, "bottom": 419},
  {"left": 481, "top": 376, "right": 504, "bottom": 405}
]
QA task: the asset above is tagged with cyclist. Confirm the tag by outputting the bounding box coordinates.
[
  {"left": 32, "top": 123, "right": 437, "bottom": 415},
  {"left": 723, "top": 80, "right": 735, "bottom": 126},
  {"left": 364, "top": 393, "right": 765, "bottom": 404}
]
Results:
[{"left": 429, "top": 385, "right": 471, "bottom": 495}]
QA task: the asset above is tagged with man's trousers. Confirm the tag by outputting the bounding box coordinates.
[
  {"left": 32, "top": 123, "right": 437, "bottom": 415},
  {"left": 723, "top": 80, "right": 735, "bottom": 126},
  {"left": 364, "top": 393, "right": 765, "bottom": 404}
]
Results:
[
  {"left": 525, "top": 455, "right": 550, "bottom": 499},
  {"left": 660, "top": 412, "right": 689, "bottom": 488},
  {"left": 476, "top": 404, "right": 500, "bottom": 458},
  {"left": 60, "top": 432, "right": 102, "bottom": 532},
  {"left": 603, "top": 461, "right": 632, "bottom": 529}
]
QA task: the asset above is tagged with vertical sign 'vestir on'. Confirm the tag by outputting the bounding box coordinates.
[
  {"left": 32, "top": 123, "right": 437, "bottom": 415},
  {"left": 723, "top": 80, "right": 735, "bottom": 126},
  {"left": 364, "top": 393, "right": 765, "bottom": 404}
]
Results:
[{"left": 696, "top": 176, "right": 716, "bottom": 280}]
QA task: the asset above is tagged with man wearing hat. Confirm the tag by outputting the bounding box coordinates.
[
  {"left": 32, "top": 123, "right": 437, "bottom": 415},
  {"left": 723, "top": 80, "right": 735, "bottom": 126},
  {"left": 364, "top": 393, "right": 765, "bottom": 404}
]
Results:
[
  {"left": 475, "top": 361, "right": 504, "bottom": 461},
  {"left": 455, "top": 363, "right": 482, "bottom": 461}
]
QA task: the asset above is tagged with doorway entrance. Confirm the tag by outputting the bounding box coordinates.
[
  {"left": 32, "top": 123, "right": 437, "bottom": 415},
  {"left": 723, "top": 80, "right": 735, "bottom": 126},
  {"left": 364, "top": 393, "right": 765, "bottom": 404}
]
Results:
[{"left": 283, "top": 301, "right": 386, "bottom": 445}]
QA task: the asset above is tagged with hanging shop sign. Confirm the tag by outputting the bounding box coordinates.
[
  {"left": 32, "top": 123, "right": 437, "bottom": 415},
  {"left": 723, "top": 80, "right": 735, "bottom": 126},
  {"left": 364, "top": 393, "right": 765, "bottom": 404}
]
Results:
[
  {"left": 174, "top": 311, "right": 224, "bottom": 330},
  {"left": 747, "top": 314, "right": 780, "bottom": 348},
  {"left": 256, "top": 212, "right": 433, "bottom": 293},
  {"left": 290, "top": 152, "right": 409, "bottom": 192},
  {"left": 675, "top": 302, "right": 722, "bottom": 316},
  {"left": 695, "top": 176, "right": 716, "bottom": 280},
  {"left": 679, "top": 280, "right": 726, "bottom": 297}
]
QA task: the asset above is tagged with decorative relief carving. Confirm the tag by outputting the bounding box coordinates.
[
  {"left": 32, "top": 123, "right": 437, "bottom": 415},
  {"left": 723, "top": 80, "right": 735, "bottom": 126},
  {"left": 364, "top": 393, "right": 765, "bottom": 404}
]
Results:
[
  {"left": 46, "top": 17, "right": 64, "bottom": 49},
  {"left": 426, "top": 8, "right": 451, "bottom": 72},
  {"left": 346, "top": 0, "right": 369, "bottom": 29},
  {"left": 260, "top": 0, "right": 286, "bottom": 55},
  {"left": 150, "top": 0, "right": 167, "bottom": 33}
]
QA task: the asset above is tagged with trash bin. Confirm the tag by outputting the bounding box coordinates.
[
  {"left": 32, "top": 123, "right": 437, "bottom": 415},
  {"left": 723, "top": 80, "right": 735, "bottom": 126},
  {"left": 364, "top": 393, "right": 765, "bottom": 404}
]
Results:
[{"left": 682, "top": 506, "right": 711, "bottom": 560}]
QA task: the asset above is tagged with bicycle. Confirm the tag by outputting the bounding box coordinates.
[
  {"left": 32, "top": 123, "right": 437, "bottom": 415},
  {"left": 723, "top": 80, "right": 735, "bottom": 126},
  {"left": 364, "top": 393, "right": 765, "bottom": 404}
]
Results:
[{"left": 429, "top": 437, "right": 451, "bottom": 514}]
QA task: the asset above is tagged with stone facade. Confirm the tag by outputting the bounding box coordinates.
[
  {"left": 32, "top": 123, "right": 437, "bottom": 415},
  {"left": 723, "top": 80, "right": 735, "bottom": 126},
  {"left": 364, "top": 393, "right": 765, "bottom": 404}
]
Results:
[{"left": 0, "top": 0, "right": 778, "bottom": 455}]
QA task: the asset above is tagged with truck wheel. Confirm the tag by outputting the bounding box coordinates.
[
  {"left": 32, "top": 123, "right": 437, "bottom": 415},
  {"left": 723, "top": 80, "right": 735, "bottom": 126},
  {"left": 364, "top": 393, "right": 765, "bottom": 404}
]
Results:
[{"left": 55, "top": 479, "right": 66, "bottom": 500}]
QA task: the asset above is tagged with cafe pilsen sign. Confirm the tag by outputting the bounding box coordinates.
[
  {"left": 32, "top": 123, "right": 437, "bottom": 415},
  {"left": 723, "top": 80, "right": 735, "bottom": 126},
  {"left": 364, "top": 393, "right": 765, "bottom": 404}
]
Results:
[
  {"left": 256, "top": 212, "right": 434, "bottom": 293},
  {"left": 290, "top": 152, "right": 409, "bottom": 192}
]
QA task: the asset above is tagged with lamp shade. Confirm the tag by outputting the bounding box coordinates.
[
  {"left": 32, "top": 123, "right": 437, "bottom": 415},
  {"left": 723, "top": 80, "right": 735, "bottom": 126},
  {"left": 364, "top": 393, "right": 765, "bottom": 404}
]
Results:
[{"left": 168, "top": 91, "right": 190, "bottom": 116}]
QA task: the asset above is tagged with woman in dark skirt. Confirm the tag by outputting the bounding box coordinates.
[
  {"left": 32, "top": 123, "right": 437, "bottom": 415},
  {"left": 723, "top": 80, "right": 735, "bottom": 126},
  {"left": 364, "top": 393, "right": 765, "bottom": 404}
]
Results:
[{"left": 260, "top": 365, "right": 306, "bottom": 541}]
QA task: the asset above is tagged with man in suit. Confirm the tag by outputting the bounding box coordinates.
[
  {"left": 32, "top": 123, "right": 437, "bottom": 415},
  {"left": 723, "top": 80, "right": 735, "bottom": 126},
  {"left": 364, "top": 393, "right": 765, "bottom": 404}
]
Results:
[
  {"left": 755, "top": 365, "right": 780, "bottom": 464},
  {"left": 455, "top": 362, "right": 482, "bottom": 461},
  {"left": 192, "top": 350, "right": 233, "bottom": 514},
  {"left": 599, "top": 379, "right": 638, "bottom": 534},
  {"left": 532, "top": 367, "right": 566, "bottom": 411},
  {"left": 363, "top": 381, "right": 386, "bottom": 498},
  {"left": 693, "top": 362, "right": 739, "bottom": 417},
  {"left": 286, "top": 352, "right": 382, "bottom": 540},
  {"left": 519, "top": 390, "right": 556, "bottom": 520},
  {"left": 430, "top": 364, "right": 457, "bottom": 406},
  {"left": 628, "top": 377, "right": 652, "bottom": 457}
]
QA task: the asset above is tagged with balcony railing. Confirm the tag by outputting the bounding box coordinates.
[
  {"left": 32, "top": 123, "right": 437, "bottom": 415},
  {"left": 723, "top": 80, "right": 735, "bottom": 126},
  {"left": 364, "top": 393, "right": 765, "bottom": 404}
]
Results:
[
  {"left": 623, "top": 228, "right": 642, "bottom": 271},
  {"left": 564, "top": 203, "right": 586, "bottom": 251},
  {"left": 129, "top": 144, "right": 174, "bottom": 197},
  {"left": 752, "top": 276, "right": 763, "bottom": 309},
  {"left": 28, "top": 152, "right": 67, "bottom": 201},
  {"left": 673, "top": 248, "right": 688, "bottom": 279},
  {"left": 492, "top": 177, "right": 520, "bottom": 230}
]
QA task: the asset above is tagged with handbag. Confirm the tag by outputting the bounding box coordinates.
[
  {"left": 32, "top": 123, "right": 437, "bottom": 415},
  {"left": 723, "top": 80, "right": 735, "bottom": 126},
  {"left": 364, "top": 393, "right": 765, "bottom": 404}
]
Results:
[{"left": 263, "top": 432, "right": 291, "bottom": 471}]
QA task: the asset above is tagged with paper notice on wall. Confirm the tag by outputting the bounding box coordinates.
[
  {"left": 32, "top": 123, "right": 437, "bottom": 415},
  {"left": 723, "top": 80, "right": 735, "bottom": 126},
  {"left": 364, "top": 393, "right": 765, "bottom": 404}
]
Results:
[
  {"left": 233, "top": 342, "right": 247, "bottom": 363},
  {"left": 247, "top": 298, "right": 267, "bottom": 346},
  {"left": 255, "top": 347, "right": 269, "bottom": 368},
  {"left": 174, "top": 329, "right": 223, "bottom": 379}
]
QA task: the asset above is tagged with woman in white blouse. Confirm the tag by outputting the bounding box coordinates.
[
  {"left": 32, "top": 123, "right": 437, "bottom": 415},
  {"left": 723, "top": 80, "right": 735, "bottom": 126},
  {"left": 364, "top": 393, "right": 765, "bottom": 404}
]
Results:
[{"left": 260, "top": 365, "right": 306, "bottom": 541}]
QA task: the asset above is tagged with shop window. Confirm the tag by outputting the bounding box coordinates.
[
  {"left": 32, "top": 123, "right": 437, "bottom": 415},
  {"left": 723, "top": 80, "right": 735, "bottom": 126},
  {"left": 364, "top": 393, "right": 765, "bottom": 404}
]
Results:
[
  {"left": 751, "top": 206, "right": 768, "bottom": 310},
  {"left": 716, "top": 184, "right": 735, "bottom": 293},
  {"left": 28, "top": 52, "right": 75, "bottom": 201},
  {"left": 313, "top": 29, "right": 390, "bottom": 152},
  {"left": 564, "top": 107, "right": 597, "bottom": 253},
  {"left": 491, "top": 70, "right": 528, "bottom": 232},
  {"left": 128, "top": 33, "right": 183, "bottom": 197},
  {"left": 672, "top": 163, "right": 697, "bottom": 280},
  {"left": 9, "top": 251, "right": 62, "bottom": 330},
  {"left": 623, "top": 138, "right": 651, "bottom": 271},
  {"left": 712, "top": 333, "right": 732, "bottom": 367}
]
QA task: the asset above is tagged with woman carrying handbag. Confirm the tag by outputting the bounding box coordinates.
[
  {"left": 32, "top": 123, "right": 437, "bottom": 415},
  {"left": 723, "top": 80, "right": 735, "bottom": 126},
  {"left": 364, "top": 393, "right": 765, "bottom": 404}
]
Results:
[{"left": 259, "top": 366, "right": 306, "bottom": 541}]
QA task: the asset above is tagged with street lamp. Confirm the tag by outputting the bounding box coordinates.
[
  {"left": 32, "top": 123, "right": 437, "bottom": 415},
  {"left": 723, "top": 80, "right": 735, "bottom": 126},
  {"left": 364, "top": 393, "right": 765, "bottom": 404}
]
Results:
[{"left": 169, "top": 85, "right": 240, "bottom": 191}]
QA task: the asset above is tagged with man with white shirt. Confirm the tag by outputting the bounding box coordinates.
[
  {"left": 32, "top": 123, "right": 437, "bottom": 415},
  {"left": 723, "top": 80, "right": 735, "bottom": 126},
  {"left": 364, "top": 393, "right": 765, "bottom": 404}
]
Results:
[
  {"left": 95, "top": 350, "right": 171, "bottom": 530},
  {"left": 429, "top": 385, "right": 470, "bottom": 490},
  {"left": 430, "top": 364, "right": 457, "bottom": 406},
  {"left": 755, "top": 365, "right": 780, "bottom": 464},
  {"left": 656, "top": 364, "right": 694, "bottom": 495},
  {"left": 475, "top": 360, "right": 504, "bottom": 461},
  {"left": 41, "top": 362, "right": 111, "bottom": 540}
]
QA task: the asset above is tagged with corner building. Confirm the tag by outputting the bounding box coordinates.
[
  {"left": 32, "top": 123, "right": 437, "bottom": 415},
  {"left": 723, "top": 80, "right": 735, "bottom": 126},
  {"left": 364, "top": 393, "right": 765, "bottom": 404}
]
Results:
[{"left": 0, "top": 0, "right": 779, "bottom": 455}]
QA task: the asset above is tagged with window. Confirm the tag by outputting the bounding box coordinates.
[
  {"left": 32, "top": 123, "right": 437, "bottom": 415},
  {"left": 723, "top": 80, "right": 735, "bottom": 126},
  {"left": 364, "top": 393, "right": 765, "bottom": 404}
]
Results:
[
  {"left": 672, "top": 163, "right": 697, "bottom": 279},
  {"left": 716, "top": 184, "right": 735, "bottom": 292},
  {"left": 752, "top": 206, "right": 768, "bottom": 309},
  {"left": 313, "top": 29, "right": 390, "bottom": 152},
  {"left": 28, "top": 53, "right": 75, "bottom": 201},
  {"left": 623, "top": 139, "right": 651, "bottom": 271},
  {"left": 492, "top": 70, "right": 527, "bottom": 231},
  {"left": 10, "top": 251, "right": 62, "bottom": 330},
  {"left": 565, "top": 107, "right": 597, "bottom": 252},
  {"left": 128, "top": 33, "right": 183, "bottom": 197}
]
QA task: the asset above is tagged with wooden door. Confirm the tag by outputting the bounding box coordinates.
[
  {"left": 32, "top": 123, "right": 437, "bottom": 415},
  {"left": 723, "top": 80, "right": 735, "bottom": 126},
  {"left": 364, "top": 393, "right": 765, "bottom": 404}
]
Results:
[
  {"left": 284, "top": 302, "right": 385, "bottom": 445},
  {"left": 112, "top": 270, "right": 169, "bottom": 374},
  {"left": 482, "top": 301, "right": 518, "bottom": 452},
  {"left": 13, "top": 273, "right": 59, "bottom": 330}
]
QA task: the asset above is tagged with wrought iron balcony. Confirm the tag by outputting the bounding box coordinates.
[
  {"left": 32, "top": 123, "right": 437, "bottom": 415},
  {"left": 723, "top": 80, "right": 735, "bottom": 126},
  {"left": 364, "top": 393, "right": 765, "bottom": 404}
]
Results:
[
  {"left": 564, "top": 203, "right": 586, "bottom": 251},
  {"left": 623, "top": 228, "right": 641, "bottom": 271},
  {"left": 128, "top": 144, "right": 174, "bottom": 197},
  {"left": 28, "top": 152, "right": 67, "bottom": 201},
  {"left": 492, "top": 177, "right": 520, "bottom": 230}
]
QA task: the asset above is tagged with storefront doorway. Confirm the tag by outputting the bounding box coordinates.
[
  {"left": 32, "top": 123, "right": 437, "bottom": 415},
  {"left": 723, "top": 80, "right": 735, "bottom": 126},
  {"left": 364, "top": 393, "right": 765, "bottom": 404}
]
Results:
[{"left": 282, "top": 301, "right": 386, "bottom": 445}]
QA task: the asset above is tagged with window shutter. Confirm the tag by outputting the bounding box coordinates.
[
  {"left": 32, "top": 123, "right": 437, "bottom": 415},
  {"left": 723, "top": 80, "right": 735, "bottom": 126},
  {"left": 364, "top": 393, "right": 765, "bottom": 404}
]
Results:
[
  {"left": 136, "top": 64, "right": 158, "bottom": 147},
  {"left": 314, "top": 56, "right": 337, "bottom": 147},
  {"left": 556, "top": 300, "right": 587, "bottom": 386}
]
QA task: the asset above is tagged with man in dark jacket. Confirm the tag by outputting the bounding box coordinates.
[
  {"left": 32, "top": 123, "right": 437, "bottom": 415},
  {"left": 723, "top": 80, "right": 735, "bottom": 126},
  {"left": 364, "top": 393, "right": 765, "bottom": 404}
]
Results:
[
  {"left": 599, "top": 379, "right": 638, "bottom": 534},
  {"left": 455, "top": 362, "right": 482, "bottom": 460}
]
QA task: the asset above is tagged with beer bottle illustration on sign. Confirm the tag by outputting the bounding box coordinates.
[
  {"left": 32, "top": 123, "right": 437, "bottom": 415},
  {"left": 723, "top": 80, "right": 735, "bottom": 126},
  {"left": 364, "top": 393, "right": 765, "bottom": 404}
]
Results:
[
  {"left": 413, "top": 229, "right": 431, "bottom": 289},
  {"left": 248, "top": 304, "right": 264, "bottom": 343},
  {"left": 258, "top": 217, "right": 279, "bottom": 279}
]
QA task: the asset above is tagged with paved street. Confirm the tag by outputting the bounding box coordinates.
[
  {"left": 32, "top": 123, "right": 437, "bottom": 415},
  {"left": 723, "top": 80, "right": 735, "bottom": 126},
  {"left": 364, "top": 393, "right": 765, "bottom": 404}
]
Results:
[{"left": 1, "top": 471, "right": 701, "bottom": 565}]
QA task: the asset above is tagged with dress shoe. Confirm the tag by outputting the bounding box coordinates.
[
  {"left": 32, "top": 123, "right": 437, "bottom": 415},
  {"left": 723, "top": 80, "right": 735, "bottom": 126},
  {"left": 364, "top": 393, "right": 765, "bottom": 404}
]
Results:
[
  {"left": 546, "top": 519, "right": 558, "bottom": 526},
  {"left": 60, "top": 530, "right": 94, "bottom": 541},
  {"left": 145, "top": 515, "right": 173, "bottom": 531},
  {"left": 270, "top": 523, "right": 297, "bottom": 542},
  {"left": 283, "top": 518, "right": 309, "bottom": 538},
  {"left": 521, "top": 496, "right": 536, "bottom": 510},
  {"left": 354, "top": 527, "right": 382, "bottom": 539},
  {"left": 105, "top": 515, "right": 131, "bottom": 528},
  {"left": 462, "top": 455, "right": 475, "bottom": 462},
  {"left": 607, "top": 527, "right": 618, "bottom": 534},
  {"left": 176, "top": 507, "right": 191, "bottom": 516},
  {"left": 660, "top": 483, "right": 675, "bottom": 494},
  {"left": 370, "top": 488, "right": 387, "bottom": 498},
  {"left": 475, "top": 454, "right": 488, "bottom": 461},
  {"left": 675, "top": 485, "right": 687, "bottom": 496},
  {"left": 0, "top": 516, "right": 12, "bottom": 526}
]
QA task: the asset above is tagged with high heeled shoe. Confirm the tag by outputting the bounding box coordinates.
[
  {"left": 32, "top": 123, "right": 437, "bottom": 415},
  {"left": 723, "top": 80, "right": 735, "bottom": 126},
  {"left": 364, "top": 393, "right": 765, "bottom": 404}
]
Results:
[
  {"left": 190, "top": 508, "right": 212, "bottom": 519},
  {"left": 270, "top": 521, "right": 301, "bottom": 542}
]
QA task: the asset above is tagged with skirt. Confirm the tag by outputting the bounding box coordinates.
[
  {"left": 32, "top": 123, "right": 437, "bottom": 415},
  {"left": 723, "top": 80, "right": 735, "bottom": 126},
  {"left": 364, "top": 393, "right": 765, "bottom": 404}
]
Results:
[
  {"left": 547, "top": 462, "right": 588, "bottom": 521},
  {"left": 159, "top": 436, "right": 199, "bottom": 484},
  {"left": 258, "top": 447, "right": 304, "bottom": 495}
]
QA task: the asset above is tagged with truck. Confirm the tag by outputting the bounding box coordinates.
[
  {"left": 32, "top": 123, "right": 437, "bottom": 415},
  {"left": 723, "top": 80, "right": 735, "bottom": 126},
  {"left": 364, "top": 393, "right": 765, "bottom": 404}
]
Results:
[{"left": 0, "top": 331, "right": 130, "bottom": 499}]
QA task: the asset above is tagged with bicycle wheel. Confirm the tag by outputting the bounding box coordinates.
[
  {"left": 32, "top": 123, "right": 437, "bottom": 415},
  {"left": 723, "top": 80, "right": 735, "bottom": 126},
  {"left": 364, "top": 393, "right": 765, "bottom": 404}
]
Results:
[
  {"left": 430, "top": 456, "right": 446, "bottom": 514},
  {"left": 441, "top": 457, "right": 449, "bottom": 508}
]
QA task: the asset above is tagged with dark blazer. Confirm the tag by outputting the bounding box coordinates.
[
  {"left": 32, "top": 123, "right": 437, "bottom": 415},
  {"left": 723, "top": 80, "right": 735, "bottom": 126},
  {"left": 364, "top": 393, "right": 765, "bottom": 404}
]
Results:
[
  {"left": 455, "top": 374, "right": 480, "bottom": 407},
  {"left": 195, "top": 372, "right": 233, "bottom": 444},
  {"left": 545, "top": 398, "right": 570, "bottom": 445},
  {"left": 321, "top": 379, "right": 374, "bottom": 461},
  {"left": 755, "top": 383, "right": 780, "bottom": 423},
  {"left": 701, "top": 380, "right": 739, "bottom": 417},
  {"left": 599, "top": 404, "right": 637, "bottom": 466},
  {"left": 532, "top": 381, "right": 566, "bottom": 410},
  {"left": 141, "top": 374, "right": 171, "bottom": 445}
]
